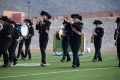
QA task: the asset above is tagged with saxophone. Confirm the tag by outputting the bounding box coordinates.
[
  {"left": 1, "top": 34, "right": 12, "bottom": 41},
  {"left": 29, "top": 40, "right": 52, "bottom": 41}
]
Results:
[{"left": 91, "top": 29, "right": 95, "bottom": 43}]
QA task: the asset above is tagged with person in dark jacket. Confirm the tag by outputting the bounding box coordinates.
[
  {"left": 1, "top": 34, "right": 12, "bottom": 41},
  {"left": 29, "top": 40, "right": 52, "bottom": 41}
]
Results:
[
  {"left": 69, "top": 14, "right": 83, "bottom": 68},
  {"left": 115, "top": 17, "right": 120, "bottom": 67},
  {"left": 24, "top": 19, "right": 34, "bottom": 60},
  {"left": 15, "top": 22, "right": 25, "bottom": 60},
  {"left": 16, "top": 19, "right": 34, "bottom": 60},
  {"left": 8, "top": 21, "right": 20, "bottom": 66},
  {"left": 16, "top": 38, "right": 25, "bottom": 60},
  {"left": 60, "top": 20, "right": 71, "bottom": 62},
  {"left": 114, "top": 25, "right": 119, "bottom": 46},
  {"left": 92, "top": 20, "right": 104, "bottom": 62},
  {"left": 36, "top": 10, "right": 51, "bottom": 67},
  {"left": 0, "top": 16, "right": 13, "bottom": 68}
]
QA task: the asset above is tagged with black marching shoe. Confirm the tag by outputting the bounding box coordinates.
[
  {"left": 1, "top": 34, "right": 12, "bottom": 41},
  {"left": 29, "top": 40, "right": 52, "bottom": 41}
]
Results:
[
  {"left": 60, "top": 60, "right": 65, "bottom": 62},
  {"left": 8, "top": 61, "right": 12, "bottom": 67},
  {"left": 21, "top": 57, "right": 25, "bottom": 61},
  {"left": 1, "top": 64, "right": 8, "bottom": 68},
  {"left": 66, "top": 60, "right": 71, "bottom": 62},
  {"left": 41, "top": 64, "right": 46, "bottom": 67},
  {"left": 13, "top": 61, "right": 17, "bottom": 65},
  {"left": 72, "top": 65, "right": 76, "bottom": 68},
  {"left": 92, "top": 59, "right": 97, "bottom": 62},
  {"left": 76, "top": 64, "right": 80, "bottom": 67}
]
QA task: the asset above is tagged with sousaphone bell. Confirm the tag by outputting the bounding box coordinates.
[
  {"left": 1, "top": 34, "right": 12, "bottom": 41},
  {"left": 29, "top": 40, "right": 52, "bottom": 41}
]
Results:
[
  {"left": 56, "top": 30, "right": 64, "bottom": 40},
  {"left": 0, "top": 23, "right": 3, "bottom": 31}
]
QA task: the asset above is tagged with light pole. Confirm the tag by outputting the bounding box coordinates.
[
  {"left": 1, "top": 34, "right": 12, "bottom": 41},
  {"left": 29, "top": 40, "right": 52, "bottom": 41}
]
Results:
[{"left": 27, "top": 2, "right": 30, "bottom": 19}]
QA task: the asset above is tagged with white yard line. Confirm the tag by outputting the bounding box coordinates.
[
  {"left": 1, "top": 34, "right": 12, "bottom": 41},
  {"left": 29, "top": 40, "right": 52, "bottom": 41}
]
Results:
[
  {"left": 13, "top": 63, "right": 50, "bottom": 66},
  {"left": 0, "top": 67, "right": 115, "bottom": 79}
]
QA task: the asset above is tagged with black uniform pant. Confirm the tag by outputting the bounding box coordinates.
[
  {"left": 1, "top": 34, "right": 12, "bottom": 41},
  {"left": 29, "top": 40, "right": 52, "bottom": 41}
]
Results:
[
  {"left": 117, "top": 41, "right": 120, "bottom": 62},
  {"left": 8, "top": 40, "right": 18, "bottom": 62},
  {"left": 24, "top": 37, "right": 32, "bottom": 59},
  {"left": 17, "top": 40, "right": 25, "bottom": 58},
  {"left": 70, "top": 37, "right": 81, "bottom": 66},
  {"left": 61, "top": 40, "right": 71, "bottom": 61},
  {"left": 93, "top": 39, "right": 102, "bottom": 61},
  {"left": 39, "top": 36, "right": 48, "bottom": 64},
  {"left": 0, "top": 41, "right": 12, "bottom": 65}
]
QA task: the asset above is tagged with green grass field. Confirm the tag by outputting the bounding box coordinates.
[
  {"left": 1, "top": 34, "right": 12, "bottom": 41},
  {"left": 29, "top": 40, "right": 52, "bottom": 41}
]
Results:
[{"left": 0, "top": 53, "right": 120, "bottom": 80}]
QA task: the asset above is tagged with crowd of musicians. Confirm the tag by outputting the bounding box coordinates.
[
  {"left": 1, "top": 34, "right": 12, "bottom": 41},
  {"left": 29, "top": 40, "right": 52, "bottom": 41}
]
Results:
[{"left": 0, "top": 10, "right": 120, "bottom": 68}]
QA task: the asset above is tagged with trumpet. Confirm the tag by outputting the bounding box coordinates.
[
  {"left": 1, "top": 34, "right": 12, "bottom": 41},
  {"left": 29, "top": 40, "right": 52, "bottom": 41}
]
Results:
[
  {"left": 0, "top": 23, "right": 3, "bottom": 31},
  {"left": 33, "top": 17, "right": 40, "bottom": 22},
  {"left": 64, "top": 17, "right": 71, "bottom": 22},
  {"left": 33, "top": 17, "right": 43, "bottom": 22}
]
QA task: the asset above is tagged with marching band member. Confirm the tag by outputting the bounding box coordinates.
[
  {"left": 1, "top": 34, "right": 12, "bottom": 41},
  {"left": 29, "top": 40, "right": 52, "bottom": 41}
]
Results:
[
  {"left": 0, "top": 16, "right": 13, "bottom": 68},
  {"left": 17, "top": 19, "right": 34, "bottom": 60},
  {"left": 24, "top": 19, "right": 34, "bottom": 60},
  {"left": 8, "top": 21, "right": 20, "bottom": 66},
  {"left": 16, "top": 20, "right": 26, "bottom": 60},
  {"left": 60, "top": 20, "right": 71, "bottom": 62},
  {"left": 36, "top": 10, "right": 51, "bottom": 67},
  {"left": 16, "top": 39, "right": 25, "bottom": 60},
  {"left": 114, "top": 24, "right": 119, "bottom": 59},
  {"left": 115, "top": 17, "right": 120, "bottom": 67},
  {"left": 69, "top": 14, "right": 83, "bottom": 68},
  {"left": 92, "top": 20, "right": 104, "bottom": 62}
]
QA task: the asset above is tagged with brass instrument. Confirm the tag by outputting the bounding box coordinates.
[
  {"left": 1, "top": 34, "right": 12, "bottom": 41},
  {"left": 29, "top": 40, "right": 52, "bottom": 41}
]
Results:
[
  {"left": 33, "top": 17, "right": 40, "bottom": 22},
  {"left": 33, "top": 16, "right": 44, "bottom": 23},
  {"left": 56, "top": 17, "right": 71, "bottom": 40},
  {"left": 90, "top": 36, "right": 94, "bottom": 43},
  {"left": 0, "top": 23, "right": 3, "bottom": 31},
  {"left": 64, "top": 17, "right": 71, "bottom": 22},
  {"left": 90, "top": 29, "right": 95, "bottom": 43},
  {"left": 56, "top": 30, "right": 64, "bottom": 40}
]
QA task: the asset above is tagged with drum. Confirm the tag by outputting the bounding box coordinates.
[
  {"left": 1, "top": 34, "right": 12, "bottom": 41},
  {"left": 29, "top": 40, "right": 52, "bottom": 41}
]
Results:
[{"left": 20, "top": 24, "right": 29, "bottom": 39}]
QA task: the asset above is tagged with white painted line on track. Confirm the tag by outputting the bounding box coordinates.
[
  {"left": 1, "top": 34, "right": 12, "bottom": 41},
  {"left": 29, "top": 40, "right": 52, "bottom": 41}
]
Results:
[
  {"left": 14, "top": 63, "right": 50, "bottom": 66},
  {"left": 0, "top": 67, "right": 115, "bottom": 79}
]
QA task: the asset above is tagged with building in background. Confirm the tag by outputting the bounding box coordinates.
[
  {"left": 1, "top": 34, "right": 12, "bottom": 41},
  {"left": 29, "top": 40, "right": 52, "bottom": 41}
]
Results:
[{"left": 3, "top": 11, "right": 25, "bottom": 23}]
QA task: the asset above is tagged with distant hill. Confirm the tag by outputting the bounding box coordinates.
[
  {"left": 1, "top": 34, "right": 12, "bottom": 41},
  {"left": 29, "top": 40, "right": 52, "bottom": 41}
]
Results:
[{"left": 0, "top": 0, "right": 120, "bottom": 17}]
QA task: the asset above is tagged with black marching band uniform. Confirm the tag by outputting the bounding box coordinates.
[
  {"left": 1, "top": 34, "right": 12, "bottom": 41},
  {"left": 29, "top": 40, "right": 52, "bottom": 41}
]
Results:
[
  {"left": 17, "top": 19, "right": 34, "bottom": 60},
  {"left": 24, "top": 19, "right": 34, "bottom": 60},
  {"left": 92, "top": 20, "right": 104, "bottom": 62},
  {"left": 17, "top": 39, "right": 25, "bottom": 60},
  {"left": 70, "top": 14, "right": 83, "bottom": 68},
  {"left": 8, "top": 21, "right": 20, "bottom": 66},
  {"left": 36, "top": 11, "right": 51, "bottom": 67},
  {"left": 114, "top": 25, "right": 119, "bottom": 46},
  {"left": 0, "top": 16, "right": 14, "bottom": 68},
  {"left": 60, "top": 20, "right": 71, "bottom": 62},
  {"left": 115, "top": 17, "right": 120, "bottom": 67}
]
